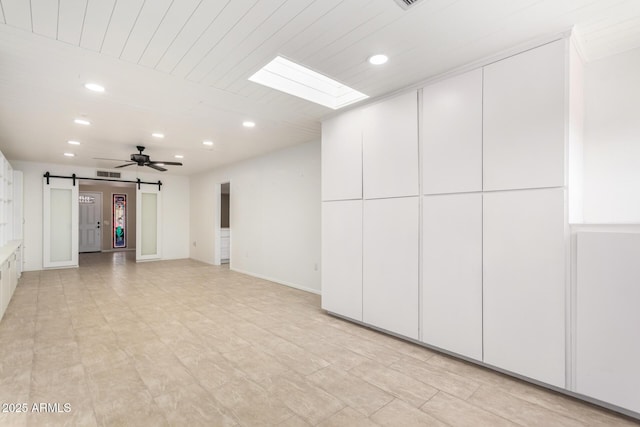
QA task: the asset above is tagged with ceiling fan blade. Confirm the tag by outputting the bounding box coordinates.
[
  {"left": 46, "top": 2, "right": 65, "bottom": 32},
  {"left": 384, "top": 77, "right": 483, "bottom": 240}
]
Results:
[
  {"left": 115, "top": 163, "right": 136, "bottom": 168},
  {"left": 149, "top": 161, "right": 182, "bottom": 166},
  {"left": 146, "top": 164, "right": 167, "bottom": 172},
  {"left": 94, "top": 157, "right": 131, "bottom": 162}
]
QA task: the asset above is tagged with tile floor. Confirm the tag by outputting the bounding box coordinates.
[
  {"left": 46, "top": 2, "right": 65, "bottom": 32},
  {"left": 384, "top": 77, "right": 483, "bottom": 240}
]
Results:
[{"left": 0, "top": 252, "right": 637, "bottom": 426}]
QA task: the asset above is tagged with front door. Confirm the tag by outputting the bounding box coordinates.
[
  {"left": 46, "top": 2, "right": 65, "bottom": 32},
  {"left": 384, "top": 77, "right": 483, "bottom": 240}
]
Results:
[{"left": 79, "top": 192, "right": 102, "bottom": 253}]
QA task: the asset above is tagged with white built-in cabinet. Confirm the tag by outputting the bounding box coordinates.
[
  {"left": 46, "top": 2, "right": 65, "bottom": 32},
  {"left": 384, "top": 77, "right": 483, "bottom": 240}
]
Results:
[
  {"left": 0, "top": 150, "right": 22, "bottom": 322},
  {"left": 321, "top": 200, "right": 362, "bottom": 321},
  {"left": 422, "top": 193, "right": 482, "bottom": 361},
  {"left": 422, "top": 69, "right": 482, "bottom": 194},
  {"left": 479, "top": 39, "right": 571, "bottom": 388},
  {"left": 321, "top": 90, "right": 420, "bottom": 337},
  {"left": 483, "top": 188, "right": 567, "bottom": 387},
  {"left": 362, "top": 91, "right": 418, "bottom": 199},
  {"left": 363, "top": 197, "right": 419, "bottom": 340},
  {"left": 483, "top": 40, "right": 566, "bottom": 191},
  {"left": 321, "top": 36, "right": 636, "bottom": 418},
  {"left": 321, "top": 109, "right": 362, "bottom": 201}
]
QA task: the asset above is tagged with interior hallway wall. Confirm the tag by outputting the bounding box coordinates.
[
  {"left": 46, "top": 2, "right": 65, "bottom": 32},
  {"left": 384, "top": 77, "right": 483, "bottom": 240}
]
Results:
[{"left": 190, "top": 140, "right": 321, "bottom": 293}]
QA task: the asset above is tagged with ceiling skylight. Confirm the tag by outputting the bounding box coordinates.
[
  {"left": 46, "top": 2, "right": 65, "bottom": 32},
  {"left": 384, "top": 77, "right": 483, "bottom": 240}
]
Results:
[{"left": 248, "top": 56, "right": 368, "bottom": 110}]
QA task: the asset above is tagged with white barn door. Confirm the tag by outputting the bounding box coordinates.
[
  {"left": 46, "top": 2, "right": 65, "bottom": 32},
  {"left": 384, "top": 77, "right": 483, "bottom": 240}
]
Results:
[
  {"left": 136, "top": 184, "right": 162, "bottom": 261},
  {"left": 43, "top": 177, "right": 78, "bottom": 268}
]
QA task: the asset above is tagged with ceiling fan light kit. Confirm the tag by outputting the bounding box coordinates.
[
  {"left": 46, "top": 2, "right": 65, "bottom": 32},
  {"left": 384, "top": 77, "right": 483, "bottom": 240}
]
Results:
[{"left": 95, "top": 146, "right": 182, "bottom": 172}]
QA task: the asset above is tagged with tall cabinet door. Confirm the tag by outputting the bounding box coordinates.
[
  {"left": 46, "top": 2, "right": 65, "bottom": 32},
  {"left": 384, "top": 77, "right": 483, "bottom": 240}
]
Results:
[
  {"left": 483, "top": 39, "right": 566, "bottom": 191},
  {"left": 362, "top": 92, "right": 419, "bottom": 199},
  {"left": 321, "top": 200, "right": 363, "bottom": 321},
  {"left": 483, "top": 188, "right": 566, "bottom": 387},
  {"left": 322, "top": 109, "right": 362, "bottom": 201},
  {"left": 423, "top": 69, "right": 482, "bottom": 194},
  {"left": 422, "top": 193, "right": 482, "bottom": 360},
  {"left": 363, "top": 197, "right": 419, "bottom": 339}
]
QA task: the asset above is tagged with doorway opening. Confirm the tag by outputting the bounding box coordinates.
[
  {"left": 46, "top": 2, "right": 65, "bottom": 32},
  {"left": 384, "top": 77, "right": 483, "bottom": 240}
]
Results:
[
  {"left": 217, "top": 182, "right": 231, "bottom": 265},
  {"left": 78, "top": 181, "right": 136, "bottom": 255}
]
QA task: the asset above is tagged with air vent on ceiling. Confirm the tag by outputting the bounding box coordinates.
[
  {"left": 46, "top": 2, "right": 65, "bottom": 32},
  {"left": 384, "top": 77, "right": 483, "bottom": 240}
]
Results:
[
  {"left": 393, "top": 0, "right": 425, "bottom": 10},
  {"left": 97, "top": 170, "right": 121, "bottom": 178}
]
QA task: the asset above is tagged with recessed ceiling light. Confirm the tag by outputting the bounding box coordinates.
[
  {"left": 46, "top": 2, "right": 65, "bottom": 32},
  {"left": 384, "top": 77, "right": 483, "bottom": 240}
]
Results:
[
  {"left": 63, "top": 152, "right": 75, "bottom": 157},
  {"left": 74, "top": 118, "right": 91, "bottom": 126},
  {"left": 152, "top": 133, "right": 164, "bottom": 138},
  {"left": 174, "top": 155, "right": 184, "bottom": 159},
  {"left": 202, "top": 140, "right": 214, "bottom": 146},
  {"left": 67, "top": 140, "right": 81, "bottom": 145},
  {"left": 84, "top": 83, "right": 105, "bottom": 93},
  {"left": 242, "top": 121, "right": 255, "bottom": 128},
  {"left": 368, "top": 54, "right": 388, "bottom": 65},
  {"left": 248, "top": 56, "right": 368, "bottom": 110},
  {"left": 155, "top": 163, "right": 165, "bottom": 166}
]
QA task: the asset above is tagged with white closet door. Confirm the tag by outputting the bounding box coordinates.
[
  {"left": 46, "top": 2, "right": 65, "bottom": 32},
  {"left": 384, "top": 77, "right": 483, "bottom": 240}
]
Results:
[
  {"left": 43, "top": 177, "right": 78, "bottom": 268},
  {"left": 363, "top": 197, "right": 419, "bottom": 339},
  {"left": 576, "top": 232, "right": 640, "bottom": 414},
  {"left": 483, "top": 39, "right": 566, "bottom": 191},
  {"left": 423, "top": 69, "right": 482, "bottom": 194},
  {"left": 322, "top": 109, "right": 362, "bottom": 201},
  {"left": 423, "top": 193, "right": 482, "bottom": 360},
  {"left": 483, "top": 188, "right": 566, "bottom": 387},
  {"left": 321, "top": 200, "right": 362, "bottom": 321},
  {"left": 362, "top": 91, "right": 419, "bottom": 199},
  {"left": 136, "top": 184, "right": 162, "bottom": 261}
]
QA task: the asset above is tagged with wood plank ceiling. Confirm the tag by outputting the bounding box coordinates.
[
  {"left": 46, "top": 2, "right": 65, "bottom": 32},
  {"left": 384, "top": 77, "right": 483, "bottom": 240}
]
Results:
[{"left": 0, "top": 0, "right": 639, "bottom": 174}]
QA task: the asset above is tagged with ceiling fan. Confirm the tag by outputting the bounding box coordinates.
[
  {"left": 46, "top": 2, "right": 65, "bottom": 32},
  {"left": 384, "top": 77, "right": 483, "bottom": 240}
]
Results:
[{"left": 95, "top": 146, "right": 182, "bottom": 172}]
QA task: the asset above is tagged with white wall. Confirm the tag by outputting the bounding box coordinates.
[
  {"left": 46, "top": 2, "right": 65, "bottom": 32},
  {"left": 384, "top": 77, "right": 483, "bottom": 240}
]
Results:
[
  {"left": 190, "top": 140, "right": 321, "bottom": 294},
  {"left": 583, "top": 47, "right": 640, "bottom": 223},
  {"left": 11, "top": 160, "right": 189, "bottom": 271}
]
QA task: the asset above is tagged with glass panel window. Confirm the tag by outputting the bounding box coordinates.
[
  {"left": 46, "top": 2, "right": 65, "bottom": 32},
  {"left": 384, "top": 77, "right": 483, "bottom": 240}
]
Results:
[
  {"left": 50, "top": 188, "right": 72, "bottom": 262},
  {"left": 141, "top": 193, "right": 157, "bottom": 256},
  {"left": 113, "top": 194, "right": 126, "bottom": 248}
]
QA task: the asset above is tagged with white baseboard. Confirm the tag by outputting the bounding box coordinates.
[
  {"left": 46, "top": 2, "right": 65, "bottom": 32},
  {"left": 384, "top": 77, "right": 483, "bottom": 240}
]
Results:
[{"left": 230, "top": 267, "right": 320, "bottom": 295}]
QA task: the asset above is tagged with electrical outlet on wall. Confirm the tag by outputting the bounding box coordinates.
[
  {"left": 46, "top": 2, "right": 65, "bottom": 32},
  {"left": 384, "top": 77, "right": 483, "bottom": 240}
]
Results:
[{"left": 193, "top": 241, "right": 197, "bottom": 247}]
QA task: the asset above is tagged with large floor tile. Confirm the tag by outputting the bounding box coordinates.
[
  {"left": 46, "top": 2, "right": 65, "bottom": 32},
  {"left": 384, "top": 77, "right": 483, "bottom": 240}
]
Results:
[
  {"left": 307, "top": 366, "right": 393, "bottom": 416},
  {"left": 468, "top": 385, "right": 585, "bottom": 427},
  {"left": 268, "top": 372, "right": 345, "bottom": 425},
  {"left": 349, "top": 360, "right": 438, "bottom": 408},
  {"left": 212, "top": 378, "right": 295, "bottom": 425},
  {"left": 0, "top": 252, "right": 635, "bottom": 426},
  {"left": 421, "top": 391, "right": 518, "bottom": 427},
  {"left": 370, "top": 399, "right": 447, "bottom": 426}
]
